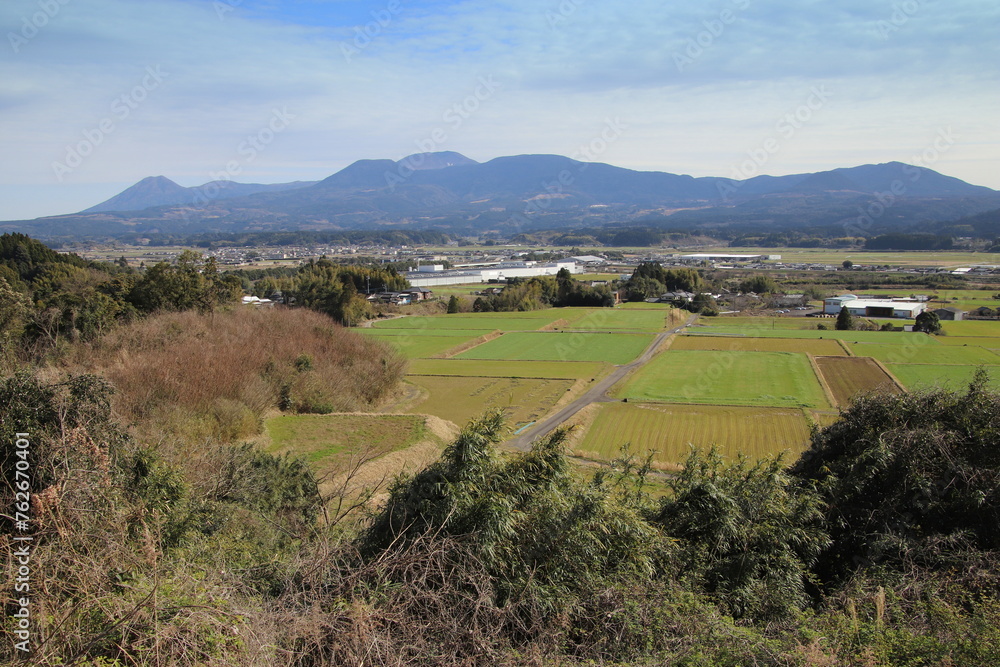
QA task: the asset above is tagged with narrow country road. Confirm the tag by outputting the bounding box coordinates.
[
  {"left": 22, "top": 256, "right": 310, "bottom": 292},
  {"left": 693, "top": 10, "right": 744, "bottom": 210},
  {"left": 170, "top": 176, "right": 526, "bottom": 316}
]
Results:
[{"left": 505, "top": 313, "right": 698, "bottom": 451}]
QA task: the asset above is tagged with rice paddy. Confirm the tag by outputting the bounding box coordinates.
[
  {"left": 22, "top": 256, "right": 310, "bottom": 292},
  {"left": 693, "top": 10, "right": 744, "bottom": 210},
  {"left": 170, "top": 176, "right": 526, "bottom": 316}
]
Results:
[{"left": 577, "top": 403, "right": 812, "bottom": 465}]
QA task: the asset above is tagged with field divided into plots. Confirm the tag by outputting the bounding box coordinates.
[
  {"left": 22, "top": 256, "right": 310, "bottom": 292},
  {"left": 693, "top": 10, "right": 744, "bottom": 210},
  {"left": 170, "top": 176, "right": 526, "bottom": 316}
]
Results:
[{"left": 577, "top": 403, "right": 812, "bottom": 465}]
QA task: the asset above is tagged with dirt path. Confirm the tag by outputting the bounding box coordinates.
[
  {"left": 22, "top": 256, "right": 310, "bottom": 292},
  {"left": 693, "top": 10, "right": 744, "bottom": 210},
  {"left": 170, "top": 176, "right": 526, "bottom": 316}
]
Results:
[{"left": 504, "top": 313, "right": 697, "bottom": 451}]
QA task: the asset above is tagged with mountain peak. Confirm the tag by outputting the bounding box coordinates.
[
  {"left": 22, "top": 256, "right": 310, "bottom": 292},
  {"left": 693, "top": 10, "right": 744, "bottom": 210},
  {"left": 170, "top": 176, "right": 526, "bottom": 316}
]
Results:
[
  {"left": 396, "top": 151, "right": 478, "bottom": 171},
  {"left": 83, "top": 175, "right": 189, "bottom": 213}
]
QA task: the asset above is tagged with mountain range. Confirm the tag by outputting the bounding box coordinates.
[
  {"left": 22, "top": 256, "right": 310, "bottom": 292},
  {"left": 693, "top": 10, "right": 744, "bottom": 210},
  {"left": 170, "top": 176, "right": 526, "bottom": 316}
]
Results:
[{"left": 4, "top": 151, "right": 999, "bottom": 241}]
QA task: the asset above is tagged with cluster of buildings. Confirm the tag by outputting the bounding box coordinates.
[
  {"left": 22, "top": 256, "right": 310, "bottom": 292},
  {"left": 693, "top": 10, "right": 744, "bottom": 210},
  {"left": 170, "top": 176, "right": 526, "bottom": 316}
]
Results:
[{"left": 405, "top": 260, "right": 579, "bottom": 287}]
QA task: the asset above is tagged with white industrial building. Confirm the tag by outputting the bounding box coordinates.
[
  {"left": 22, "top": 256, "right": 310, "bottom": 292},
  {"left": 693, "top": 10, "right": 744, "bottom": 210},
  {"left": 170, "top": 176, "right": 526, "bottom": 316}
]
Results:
[
  {"left": 823, "top": 294, "right": 927, "bottom": 319},
  {"left": 677, "top": 253, "right": 781, "bottom": 263},
  {"left": 406, "top": 261, "right": 578, "bottom": 287}
]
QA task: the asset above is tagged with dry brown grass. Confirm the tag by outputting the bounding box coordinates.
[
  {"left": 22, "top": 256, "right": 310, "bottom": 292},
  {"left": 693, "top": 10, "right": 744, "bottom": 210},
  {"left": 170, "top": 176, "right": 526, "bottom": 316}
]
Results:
[{"left": 61, "top": 307, "right": 406, "bottom": 441}]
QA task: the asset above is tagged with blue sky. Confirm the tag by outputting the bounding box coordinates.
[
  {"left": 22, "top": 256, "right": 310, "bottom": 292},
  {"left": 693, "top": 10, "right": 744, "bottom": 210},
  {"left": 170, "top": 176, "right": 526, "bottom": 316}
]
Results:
[{"left": 1, "top": 0, "right": 997, "bottom": 220}]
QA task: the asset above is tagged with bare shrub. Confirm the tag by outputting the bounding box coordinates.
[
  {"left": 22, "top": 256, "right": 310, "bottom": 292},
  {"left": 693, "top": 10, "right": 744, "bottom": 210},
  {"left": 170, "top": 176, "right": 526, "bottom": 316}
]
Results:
[{"left": 60, "top": 307, "right": 405, "bottom": 439}]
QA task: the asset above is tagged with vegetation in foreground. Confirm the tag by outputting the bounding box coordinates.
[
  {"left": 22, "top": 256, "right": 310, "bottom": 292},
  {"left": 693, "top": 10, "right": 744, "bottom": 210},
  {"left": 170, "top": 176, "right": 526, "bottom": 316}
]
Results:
[{"left": 3, "top": 368, "right": 1000, "bottom": 665}]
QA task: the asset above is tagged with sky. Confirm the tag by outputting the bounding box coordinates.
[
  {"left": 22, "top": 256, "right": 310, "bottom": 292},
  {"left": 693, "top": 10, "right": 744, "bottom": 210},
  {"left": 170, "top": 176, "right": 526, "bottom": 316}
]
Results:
[{"left": 1, "top": 0, "right": 998, "bottom": 220}]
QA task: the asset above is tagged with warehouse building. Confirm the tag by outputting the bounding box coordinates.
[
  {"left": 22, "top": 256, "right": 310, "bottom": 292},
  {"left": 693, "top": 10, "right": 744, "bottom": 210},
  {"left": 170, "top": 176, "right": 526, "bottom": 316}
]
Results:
[{"left": 823, "top": 294, "right": 927, "bottom": 319}]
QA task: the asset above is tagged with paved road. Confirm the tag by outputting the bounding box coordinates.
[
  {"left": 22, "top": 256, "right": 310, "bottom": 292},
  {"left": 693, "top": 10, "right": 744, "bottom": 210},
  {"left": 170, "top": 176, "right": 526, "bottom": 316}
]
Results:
[{"left": 505, "top": 313, "right": 698, "bottom": 451}]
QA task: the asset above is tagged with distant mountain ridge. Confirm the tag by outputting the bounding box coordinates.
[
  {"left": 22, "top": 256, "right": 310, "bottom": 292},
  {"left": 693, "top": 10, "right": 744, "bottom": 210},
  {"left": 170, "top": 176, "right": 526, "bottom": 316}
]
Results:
[
  {"left": 84, "top": 175, "right": 320, "bottom": 213},
  {"left": 4, "top": 152, "right": 999, "bottom": 240}
]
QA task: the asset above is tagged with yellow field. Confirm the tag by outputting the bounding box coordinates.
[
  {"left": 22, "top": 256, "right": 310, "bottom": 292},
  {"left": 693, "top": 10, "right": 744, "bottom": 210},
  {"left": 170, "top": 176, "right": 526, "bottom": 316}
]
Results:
[
  {"left": 673, "top": 335, "right": 847, "bottom": 356},
  {"left": 405, "top": 375, "right": 576, "bottom": 431},
  {"left": 577, "top": 402, "right": 812, "bottom": 465}
]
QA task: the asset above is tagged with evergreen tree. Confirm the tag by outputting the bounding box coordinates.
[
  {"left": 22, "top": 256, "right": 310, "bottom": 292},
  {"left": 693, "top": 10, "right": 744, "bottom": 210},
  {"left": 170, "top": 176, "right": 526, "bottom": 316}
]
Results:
[{"left": 835, "top": 306, "right": 853, "bottom": 331}]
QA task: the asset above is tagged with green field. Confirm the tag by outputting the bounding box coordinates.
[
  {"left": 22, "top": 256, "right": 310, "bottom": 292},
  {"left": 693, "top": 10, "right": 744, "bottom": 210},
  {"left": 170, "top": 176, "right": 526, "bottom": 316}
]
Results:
[
  {"left": 887, "top": 364, "right": 1000, "bottom": 391},
  {"left": 456, "top": 331, "right": 655, "bottom": 364},
  {"left": 688, "top": 328, "right": 938, "bottom": 344},
  {"left": 406, "top": 375, "right": 576, "bottom": 431},
  {"left": 941, "top": 321, "right": 1000, "bottom": 337},
  {"left": 361, "top": 328, "right": 486, "bottom": 337},
  {"left": 673, "top": 335, "right": 847, "bottom": 356},
  {"left": 408, "top": 358, "right": 609, "bottom": 379},
  {"left": 849, "top": 342, "right": 1000, "bottom": 366},
  {"left": 266, "top": 414, "right": 430, "bottom": 475},
  {"left": 565, "top": 309, "right": 669, "bottom": 332},
  {"left": 935, "top": 336, "right": 1000, "bottom": 348},
  {"left": 707, "top": 316, "right": 831, "bottom": 331},
  {"left": 361, "top": 331, "right": 483, "bottom": 358},
  {"left": 372, "top": 315, "right": 547, "bottom": 331},
  {"left": 613, "top": 350, "right": 830, "bottom": 408},
  {"left": 577, "top": 403, "right": 812, "bottom": 465}
]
